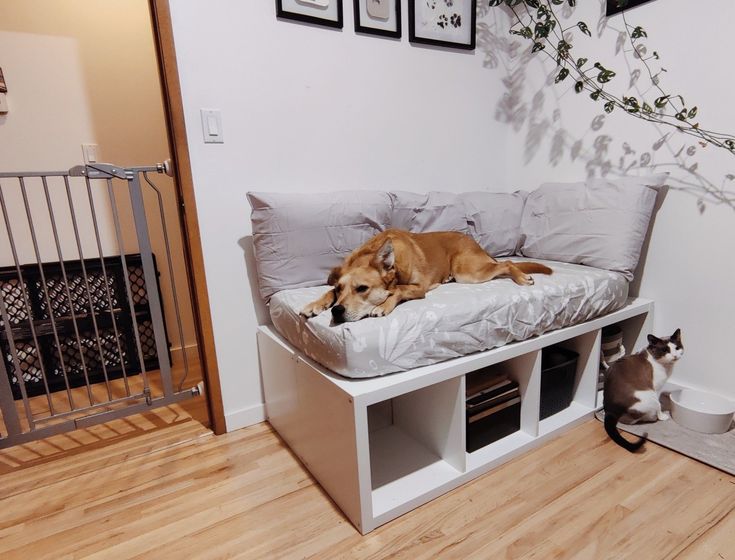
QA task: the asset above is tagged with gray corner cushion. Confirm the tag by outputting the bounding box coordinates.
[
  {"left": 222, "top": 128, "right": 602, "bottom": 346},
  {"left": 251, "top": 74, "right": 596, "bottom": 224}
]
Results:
[
  {"left": 247, "top": 191, "right": 392, "bottom": 300},
  {"left": 519, "top": 174, "right": 668, "bottom": 280},
  {"left": 390, "top": 191, "right": 470, "bottom": 234},
  {"left": 460, "top": 191, "right": 528, "bottom": 257}
]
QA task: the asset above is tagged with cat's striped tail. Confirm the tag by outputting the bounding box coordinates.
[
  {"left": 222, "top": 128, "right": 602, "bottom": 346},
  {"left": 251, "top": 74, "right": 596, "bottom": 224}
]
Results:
[{"left": 604, "top": 412, "right": 646, "bottom": 452}]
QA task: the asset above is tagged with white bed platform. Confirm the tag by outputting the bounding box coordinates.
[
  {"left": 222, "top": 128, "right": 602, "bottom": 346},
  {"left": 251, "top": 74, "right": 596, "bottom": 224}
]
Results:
[{"left": 256, "top": 297, "right": 653, "bottom": 534}]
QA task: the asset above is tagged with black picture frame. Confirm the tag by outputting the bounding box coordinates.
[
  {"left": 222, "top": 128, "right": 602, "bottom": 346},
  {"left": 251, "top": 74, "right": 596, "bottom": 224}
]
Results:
[
  {"left": 354, "top": 0, "right": 401, "bottom": 38},
  {"left": 409, "top": 0, "right": 476, "bottom": 50},
  {"left": 0, "top": 67, "right": 7, "bottom": 94},
  {"left": 276, "top": 0, "right": 344, "bottom": 29},
  {"left": 606, "top": 0, "right": 655, "bottom": 16}
]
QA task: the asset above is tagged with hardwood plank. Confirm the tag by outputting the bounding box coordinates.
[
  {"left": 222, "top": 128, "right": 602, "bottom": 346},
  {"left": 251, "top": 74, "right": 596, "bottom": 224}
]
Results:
[
  {"left": 1, "top": 419, "right": 733, "bottom": 560},
  {"left": 674, "top": 500, "right": 735, "bottom": 560}
]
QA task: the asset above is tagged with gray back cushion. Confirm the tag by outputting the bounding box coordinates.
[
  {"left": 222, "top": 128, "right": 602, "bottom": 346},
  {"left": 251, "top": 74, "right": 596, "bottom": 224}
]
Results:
[
  {"left": 248, "top": 191, "right": 392, "bottom": 300},
  {"left": 519, "top": 174, "right": 667, "bottom": 280},
  {"left": 460, "top": 191, "right": 527, "bottom": 257},
  {"left": 390, "top": 191, "right": 470, "bottom": 233}
]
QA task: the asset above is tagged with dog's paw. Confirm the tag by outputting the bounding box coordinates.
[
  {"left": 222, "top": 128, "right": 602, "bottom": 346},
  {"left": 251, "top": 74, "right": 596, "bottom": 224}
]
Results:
[
  {"left": 300, "top": 303, "right": 326, "bottom": 318},
  {"left": 657, "top": 411, "right": 671, "bottom": 421},
  {"left": 369, "top": 306, "right": 386, "bottom": 318},
  {"left": 517, "top": 274, "right": 534, "bottom": 286}
]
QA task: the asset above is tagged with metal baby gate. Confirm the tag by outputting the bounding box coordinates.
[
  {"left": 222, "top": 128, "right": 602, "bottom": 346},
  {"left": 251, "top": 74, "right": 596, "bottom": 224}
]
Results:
[{"left": 0, "top": 161, "right": 200, "bottom": 448}]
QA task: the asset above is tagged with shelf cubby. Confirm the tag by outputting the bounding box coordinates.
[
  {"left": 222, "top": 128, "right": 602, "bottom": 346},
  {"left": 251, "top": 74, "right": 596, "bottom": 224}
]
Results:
[
  {"left": 465, "top": 351, "right": 540, "bottom": 457},
  {"left": 368, "top": 376, "right": 464, "bottom": 517}
]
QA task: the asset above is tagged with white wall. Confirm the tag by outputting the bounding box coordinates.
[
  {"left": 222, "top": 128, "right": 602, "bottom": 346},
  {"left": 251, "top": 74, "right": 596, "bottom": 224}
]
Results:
[
  {"left": 169, "top": 1, "right": 512, "bottom": 429},
  {"left": 490, "top": 0, "right": 735, "bottom": 398},
  {"left": 171, "top": 0, "right": 735, "bottom": 430}
]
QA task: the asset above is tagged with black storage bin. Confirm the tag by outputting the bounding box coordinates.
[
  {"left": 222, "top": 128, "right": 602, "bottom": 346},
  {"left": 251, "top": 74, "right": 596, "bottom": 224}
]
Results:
[
  {"left": 466, "top": 371, "right": 521, "bottom": 453},
  {"left": 540, "top": 345, "right": 578, "bottom": 420},
  {"left": 0, "top": 254, "right": 167, "bottom": 400}
]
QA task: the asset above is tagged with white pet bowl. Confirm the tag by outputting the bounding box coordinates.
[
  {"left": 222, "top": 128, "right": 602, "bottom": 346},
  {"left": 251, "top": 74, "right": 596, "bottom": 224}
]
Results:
[{"left": 669, "top": 389, "right": 735, "bottom": 434}]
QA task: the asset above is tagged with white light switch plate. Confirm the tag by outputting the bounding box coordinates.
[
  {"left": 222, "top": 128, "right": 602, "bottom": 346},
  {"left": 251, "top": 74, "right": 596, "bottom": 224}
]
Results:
[
  {"left": 0, "top": 93, "right": 8, "bottom": 114},
  {"left": 82, "top": 143, "right": 99, "bottom": 164},
  {"left": 201, "top": 109, "right": 224, "bottom": 144}
]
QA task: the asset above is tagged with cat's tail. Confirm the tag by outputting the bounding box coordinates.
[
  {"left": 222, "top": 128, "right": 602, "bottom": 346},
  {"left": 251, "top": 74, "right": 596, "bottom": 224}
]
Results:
[{"left": 604, "top": 412, "right": 646, "bottom": 452}]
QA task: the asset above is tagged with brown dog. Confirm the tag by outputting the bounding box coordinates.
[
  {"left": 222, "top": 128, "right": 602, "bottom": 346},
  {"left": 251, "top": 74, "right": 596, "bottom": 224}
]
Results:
[{"left": 300, "top": 229, "right": 552, "bottom": 323}]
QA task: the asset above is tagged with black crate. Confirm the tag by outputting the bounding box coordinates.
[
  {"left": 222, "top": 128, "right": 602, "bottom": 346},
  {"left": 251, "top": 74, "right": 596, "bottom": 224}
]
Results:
[
  {"left": 466, "top": 373, "right": 521, "bottom": 453},
  {"left": 540, "top": 345, "right": 578, "bottom": 420},
  {"left": 0, "top": 254, "right": 167, "bottom": 400}
]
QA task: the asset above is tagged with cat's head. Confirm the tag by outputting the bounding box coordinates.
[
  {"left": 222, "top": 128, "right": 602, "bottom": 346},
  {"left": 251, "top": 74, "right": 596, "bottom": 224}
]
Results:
[{"left": 647, "top": 328, "right": 683, "bottom": 363}]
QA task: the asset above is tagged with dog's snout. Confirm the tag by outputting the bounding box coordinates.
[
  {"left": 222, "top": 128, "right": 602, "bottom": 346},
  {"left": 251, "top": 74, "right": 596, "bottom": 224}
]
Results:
[{"left": 331, "top": 305, "right": 345, "bottom": 322}]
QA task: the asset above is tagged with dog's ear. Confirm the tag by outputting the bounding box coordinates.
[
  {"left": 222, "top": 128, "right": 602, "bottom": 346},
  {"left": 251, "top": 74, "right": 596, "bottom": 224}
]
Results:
[
  {"left": 327, "top": 266, "right": 342, "bottom": 286},
  {"left": 374, "top": 239, "right": 395, "bottom": 272}
]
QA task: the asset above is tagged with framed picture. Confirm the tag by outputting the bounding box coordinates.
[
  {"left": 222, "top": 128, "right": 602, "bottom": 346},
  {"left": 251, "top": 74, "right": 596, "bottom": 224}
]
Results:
[
  {"left": 354, "top": 0, "right": 401, "bottom": 38},
  {"left": 409, "top": 0, "right": 477, "bottom": 50},
  {"left": 276, "top": 0, "right": 343, "bottom": 29},
  {"left": 606, "top": 0, "right": 656, "bottom": 16},
  {"left": 0, "top": 67, "right": 7, "bottom": 93}
]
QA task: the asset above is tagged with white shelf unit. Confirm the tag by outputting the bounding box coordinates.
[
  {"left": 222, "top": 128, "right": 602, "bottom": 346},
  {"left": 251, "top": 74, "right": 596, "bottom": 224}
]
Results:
[{"left": 257, "top": 297, "right": 653, "bottom": 534}]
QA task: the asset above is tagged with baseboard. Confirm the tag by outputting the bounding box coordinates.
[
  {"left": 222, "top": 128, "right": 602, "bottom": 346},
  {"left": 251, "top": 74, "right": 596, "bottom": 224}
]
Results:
[
  {"left": 225, "top": 402, "right": 266, "bottom": 431},
  {"left": 170, "top": 343, "right": 198, "bottom": 362}
]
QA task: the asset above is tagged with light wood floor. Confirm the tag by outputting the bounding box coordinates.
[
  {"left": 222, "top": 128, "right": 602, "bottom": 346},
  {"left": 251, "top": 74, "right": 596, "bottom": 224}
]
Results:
[{"left": 1, "top": 419, "right": 733, "bottom": 559}]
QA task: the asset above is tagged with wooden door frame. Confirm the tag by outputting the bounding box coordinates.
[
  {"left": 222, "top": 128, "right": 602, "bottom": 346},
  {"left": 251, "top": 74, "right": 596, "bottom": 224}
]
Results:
[{"left": 148, "top": 0, "right": 226, "bottom": 435}]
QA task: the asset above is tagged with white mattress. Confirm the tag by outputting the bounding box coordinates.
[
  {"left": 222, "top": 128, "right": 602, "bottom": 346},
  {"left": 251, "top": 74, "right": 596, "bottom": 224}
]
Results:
[{"left": 268, "top": 259, "right": 629, "bottom": 378}]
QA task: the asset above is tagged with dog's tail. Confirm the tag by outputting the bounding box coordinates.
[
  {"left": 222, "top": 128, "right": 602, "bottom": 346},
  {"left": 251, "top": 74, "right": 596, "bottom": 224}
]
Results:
[
  {"left": 604, "top": 411, "right": 646, "bottom": 452},
  {"left": 514, "top": 261, "right": 553, "bottom": 275}
]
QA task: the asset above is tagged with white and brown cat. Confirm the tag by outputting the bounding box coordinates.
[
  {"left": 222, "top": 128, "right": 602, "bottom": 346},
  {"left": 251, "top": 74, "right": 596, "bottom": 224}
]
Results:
[{"left": 603, "top": 328, "right": 683, "bottom": 452}]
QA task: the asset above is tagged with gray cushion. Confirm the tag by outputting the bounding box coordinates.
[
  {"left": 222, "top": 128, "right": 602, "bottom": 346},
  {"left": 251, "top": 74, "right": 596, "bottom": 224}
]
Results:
[
  {"left": 247, "top": 191, "right": 392, "bottom": 300},
  {"left": 389, "top": 191, "right": 470, "bottom": 233},
  {"left": 519, "top": 174, "right": 668, "bottom": 280},
  {"left": 460, "top": 191, "right": 528, "bottom": 257}
]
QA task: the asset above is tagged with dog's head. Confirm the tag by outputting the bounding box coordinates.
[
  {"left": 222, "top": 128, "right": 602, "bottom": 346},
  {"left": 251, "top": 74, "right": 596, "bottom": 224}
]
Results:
[{"left": 330, "top": 240, "right": 396, "bottom": 323}]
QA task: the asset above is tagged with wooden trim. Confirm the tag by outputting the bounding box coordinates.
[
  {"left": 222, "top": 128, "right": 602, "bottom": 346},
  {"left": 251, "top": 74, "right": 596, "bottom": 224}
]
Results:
[{"left": 148, "top": 0, "right": 227, "bottom": 435}]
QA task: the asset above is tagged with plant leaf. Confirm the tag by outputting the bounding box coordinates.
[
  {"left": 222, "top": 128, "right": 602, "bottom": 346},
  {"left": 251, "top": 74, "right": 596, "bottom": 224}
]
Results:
[
  {"left": 654, "top": 95, "right": 670, "bottom": 108},
  {"left": 631, "top": 26, "right": 647, "bottom": 39},
  {"left": 577, "top": 22, "right": 591, "bottom": 37},
  {"left": 555, "top": 68, "right": 570, "bottom": 83}
]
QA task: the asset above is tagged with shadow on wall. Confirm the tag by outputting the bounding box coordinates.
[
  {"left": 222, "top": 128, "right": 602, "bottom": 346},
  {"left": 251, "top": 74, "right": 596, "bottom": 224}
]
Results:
[{"left": 477, "top": 1, "right": 735, "bottom": 213}]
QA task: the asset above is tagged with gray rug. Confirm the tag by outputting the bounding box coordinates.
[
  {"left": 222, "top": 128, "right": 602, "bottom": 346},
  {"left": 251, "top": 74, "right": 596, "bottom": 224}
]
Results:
[{"left": 595, "top": 407, "right": 735, "bottom": 475}]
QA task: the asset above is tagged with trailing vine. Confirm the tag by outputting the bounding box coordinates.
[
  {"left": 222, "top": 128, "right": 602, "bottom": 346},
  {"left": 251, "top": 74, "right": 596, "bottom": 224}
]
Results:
[{"left": 488, "top": 0, "right": 735, "bottom": 156}]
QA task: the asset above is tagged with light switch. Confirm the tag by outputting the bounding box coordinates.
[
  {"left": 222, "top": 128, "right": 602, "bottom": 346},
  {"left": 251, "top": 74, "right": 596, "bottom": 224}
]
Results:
[
  {"left": 82, "top": 143, "right": 99, "bottom": 164},
  {"left": 0, "top": 93, "right": 8, "bottom": 114},
  {"left": 201, "top": 109, "right": 224, "bottom": 143}
]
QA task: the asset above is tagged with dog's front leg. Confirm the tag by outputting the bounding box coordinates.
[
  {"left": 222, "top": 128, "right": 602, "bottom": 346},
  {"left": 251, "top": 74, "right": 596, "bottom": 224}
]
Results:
[
  {"left": 300, "top": 288, "right": 335, "bottom": 318},
  {"left": 370, "top": 284, "right": 426, "bottom": 317}
]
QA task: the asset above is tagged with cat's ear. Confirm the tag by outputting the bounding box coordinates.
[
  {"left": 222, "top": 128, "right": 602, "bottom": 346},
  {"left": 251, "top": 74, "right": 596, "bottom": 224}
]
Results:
[
  {"left": 671, "top": 328, "right": 681, "bottom": 341},
  {"left": 647, "top": 334, "right": 662, "bottom": 345}
]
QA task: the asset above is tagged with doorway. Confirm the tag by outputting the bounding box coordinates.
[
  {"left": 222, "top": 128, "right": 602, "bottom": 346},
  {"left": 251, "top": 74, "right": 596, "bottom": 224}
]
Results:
[{"left": 0, "top": 0, "right": 224, "bottom": 451}]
